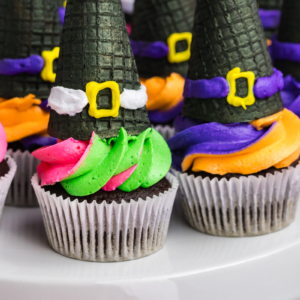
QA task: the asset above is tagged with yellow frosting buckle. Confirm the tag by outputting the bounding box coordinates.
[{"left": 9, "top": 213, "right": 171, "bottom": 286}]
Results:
[
  {"left": 41, "top": 47, "right": 60, "bottom": 83},
  {"left": 63, "top": 0, "right": 67, "bottom": 7},
  {"left": 167, "top": 32, "right": 192, "bottom": 64},
  {"left": 226, "top": 67, "right": 255, "bottom": 110},
  {"left": 86, "top": 81, "right": 120, "bottom": 119}
]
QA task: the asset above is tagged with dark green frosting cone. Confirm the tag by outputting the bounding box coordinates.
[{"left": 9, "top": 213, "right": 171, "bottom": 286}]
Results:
[
  {"left": 182, "top": 0, "right": 283, "bottom": 124},
  {"left": 48, "top": 0, "right": 150, "bottom": 140},
  {"left": 130, "top": 0, "right": 195, "bottom": 79},
  {"left": 274, "top": 0, "right": 300, "bottom": 81},
  {"left": 0, "top": 0, "right": 63, "bottom": 99}
]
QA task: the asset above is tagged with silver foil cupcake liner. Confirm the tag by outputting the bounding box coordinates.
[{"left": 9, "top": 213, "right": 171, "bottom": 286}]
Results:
[
  {"left": 153, "top": 125, "right": 176, "bottom": 141},
  {"left": 6, "top": 150, "right": 39, "bottom": 207},
  {"left": 31, "top": 173, "right": 179, "bottom": 262},
  {"left": 0, "top": 156, "right": 17, "bottom": 219},
  {"left": 172, "top": 163, "right": 300, "bottom": 237}
]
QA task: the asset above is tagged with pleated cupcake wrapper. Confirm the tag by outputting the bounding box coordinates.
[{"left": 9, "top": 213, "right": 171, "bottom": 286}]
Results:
[
  {"left": 6, "top": 150, "right": 39, "bottom": 207},
  {"left": 31, "top": 173, "right": 179, "bottom": 262},
  {"left": 152, "top": 125, "right": 176, "bottom": 141},
  {"left": 172, "top": 163, "right": 300, "bottom": 237},
  {"left": 0, "top": 157, "right": 17, "bottom": 220}
]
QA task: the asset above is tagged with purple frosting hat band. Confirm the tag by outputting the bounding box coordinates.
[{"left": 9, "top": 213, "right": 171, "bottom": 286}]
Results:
[
  {"left": 130, "top": 39, "right": 169, "bottom": 59},
  {"left": 58, "top": 7, "right": 66, "bottom": 25},
  {"left": 0, "top": 55, "right": 44, "bottom": 76},
  {"left": 259, "top": 9, "right": 281, "bottom": 30},
  {"left": 271, "top": 37, "right": 300, "bottom": 63},
  {"left": 183, "top": 68, "right": 284, "bottom": 100}
]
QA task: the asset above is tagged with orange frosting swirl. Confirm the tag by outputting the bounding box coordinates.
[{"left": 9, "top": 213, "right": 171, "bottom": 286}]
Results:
[
  {"left": 140, "top": 73, "right": 184, "bottom": 112},
  {"left": 182, "top": 109, "right": 300, "bottom": 175},
  {"left": 0, "top": 94, "right": 50, "bottom": 143}
]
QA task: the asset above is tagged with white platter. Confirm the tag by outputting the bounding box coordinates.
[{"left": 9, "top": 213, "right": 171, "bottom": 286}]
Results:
[{"left": 1, "top": 198, "right": 300, "bottom": 300}]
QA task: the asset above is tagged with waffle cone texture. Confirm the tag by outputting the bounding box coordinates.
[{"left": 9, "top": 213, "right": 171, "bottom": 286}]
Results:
[
  {"left": 0, "top": 0, "right": 63, "bottom": 99},
  {"left": 182, "top": 0, "right": 283, "bottom": 124},
  {"left": 130, "top": 0, "right": 195, "bottom": 79},
  {"left": 48, "top": 0, "right": 150, "bottom": 140}
]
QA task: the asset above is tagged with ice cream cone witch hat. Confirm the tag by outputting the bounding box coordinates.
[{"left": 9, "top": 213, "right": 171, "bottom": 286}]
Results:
[
  {"left": 0, "top": 0, "right": 63, "bottom": 99},
  {"left": 130, "top": 0, "right": 196, "bottom": 79},
  {"left": 272, "top": 0, "right": 300, "bottom": 81},
  {"left": 258, "top": 0, "right": 283, "bottom": 39},
  {"left": 47, "top": 0, "right": 150, "bottom": 141},
  {"left": 182, "top": 0, "right": 284, "bottom": 124}
]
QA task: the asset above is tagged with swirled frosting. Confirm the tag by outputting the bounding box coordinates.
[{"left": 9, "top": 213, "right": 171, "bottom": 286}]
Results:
[
  {"left": 168, "top": 109, "right": 300, "bottom": 175},
  {"left": 140, "top": 73, "right": 184, "bottom": 124},
  {"left": 281, "top": 75, "right": 300, "bottom": 118},
  {"left": 0, "top": 94, "right": 50, "bottom": 143},
  {"left": 33, "top": 128, "right": 171, "bottom": 196}
]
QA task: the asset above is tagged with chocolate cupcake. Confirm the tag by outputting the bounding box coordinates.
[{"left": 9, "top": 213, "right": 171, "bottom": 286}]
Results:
[
  {"left": 130, "top": 0, "right": 195, "bottom": 140},
  {"left": 168, "top": 0, "right": 300, "bottom": 237},
  {"left": 0, "top": 0, "right": 64, "bottom": 206},
  {"left": 31, "top": 0, "right": 178, "bottom": 262},
  {"left": 0, "top": 122, "right": 17, "bottom": 220}
]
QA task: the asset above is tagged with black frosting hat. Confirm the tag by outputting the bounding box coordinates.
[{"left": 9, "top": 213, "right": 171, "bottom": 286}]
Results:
[
  {"left": 130, "top": 0, "right": 196, "bottom": 79},
  {"left": 273, "top": 0, "right": 300, "bottom": 81},
  {"left": 259, "top": 0, "right": 283, "bottom": 9},
  {"left": 48, "top": 0, "right": 150, "bottom": 141},
  {"left": 182, "top": 0, "right": 283, "bottom": 124},
  {"left": 0, "top": 0, "right": 63, "bottom": 99}
]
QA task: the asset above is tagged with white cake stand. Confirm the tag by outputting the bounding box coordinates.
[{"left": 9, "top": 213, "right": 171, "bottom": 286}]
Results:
[{"left": 1, "top": 197, "right": 300, "bottom": 300}]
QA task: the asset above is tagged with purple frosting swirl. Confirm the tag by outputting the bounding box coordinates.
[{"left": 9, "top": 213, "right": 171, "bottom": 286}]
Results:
[
  {"left": 281, "top": 75, "right": 300, "bottom": 118},
  {"left": 0, "top": 55, "right": 44, "bottom": 76},
  {"left": 130, "top": 39, "right": 169, "bottom": 59},
  {"left": 259, "top": 9, "right": 281, "bottom": 30},
  {"left": 20, "top": 135, "right": 57, "bottom": 152},
  {"left": 167, "top": 122, "right": 272, "bottom": 171},
  {"left": 148, "top": 101, "right": 183, "bottom": 124},
  {"left": 271, "top": 37, "right": 300, "bottom": 63}
]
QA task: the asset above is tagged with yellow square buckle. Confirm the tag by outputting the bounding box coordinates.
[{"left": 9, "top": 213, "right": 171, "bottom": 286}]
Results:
[
  {"left": 86, "top": 81, "right": 120, "bottom": 119},
  {"left": 167, "top": 32, "right": 192, "bottom": 64},
  {"left": 226, "top": 67, "right": 255, "bottom": 110}
]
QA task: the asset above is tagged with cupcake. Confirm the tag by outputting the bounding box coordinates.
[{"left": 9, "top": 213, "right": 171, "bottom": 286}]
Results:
[
  {"left": 258, "top": 0, "right": 283, "bottom": 39},
  {"left": 130, "top": 0, "right": 195, "bottom": 140},
  {"left": 31, "top": 0, "right": 178, "bottom": 262},
  {"left": 0, "top": 122, "right": 17, "bottom": 220},
  {"left": 168, "top": 0, "right": 300, "bottom": 237},
  {"left": 0, "top": 0, "right": 63, "bottom": 206}
]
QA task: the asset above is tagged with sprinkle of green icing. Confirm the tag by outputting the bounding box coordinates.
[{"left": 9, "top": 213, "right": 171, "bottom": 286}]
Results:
[{"left": 60, "top": 127, "right": 171, "bottom": 196}]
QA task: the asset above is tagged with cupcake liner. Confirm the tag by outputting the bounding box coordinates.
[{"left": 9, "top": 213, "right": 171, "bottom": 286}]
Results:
[
  {"left": 6, "top": 150, "right": 39, "bottom": 207},
  {"left": 153, "top": 125, "right": 176, "bottom": 141},
  {"left": 172, "top": 163, "right": 300, "bottom": 237},
  {"left": 31, "top": 173, "right": 179, "bottom": 262},
  {"left": 0, "top": 156, "right": 17, "bottom": 219}
]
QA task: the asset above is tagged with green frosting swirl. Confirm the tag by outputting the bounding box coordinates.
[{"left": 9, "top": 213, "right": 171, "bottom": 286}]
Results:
[{"left": 61, "top": 128, "right": 171, "bottom": 196}]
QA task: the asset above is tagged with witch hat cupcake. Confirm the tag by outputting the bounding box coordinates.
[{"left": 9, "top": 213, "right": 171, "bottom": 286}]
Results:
[
  {"left": 130, "top": 0, "right": 195, "bottom": 139},
  {"left": 183, "top": 0, "right": 283, "bottom": 124},
  {"left": 48, "top": 0, "right": 150, "bottom": 141},
  {"left": 272, "top": 0, "right": 300, "bottom": 81},
  {"left": 31, "top": 0, "right": 178, "bottom": 262},
  {"left": 168, "top": 0, "right": 300, "bottom": 237},
  {"left": 0, "top": 0, "right": 63, "bottom": 207},
  {"left": 258, "top": 0, "right": 283, "bottom": 39}
]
